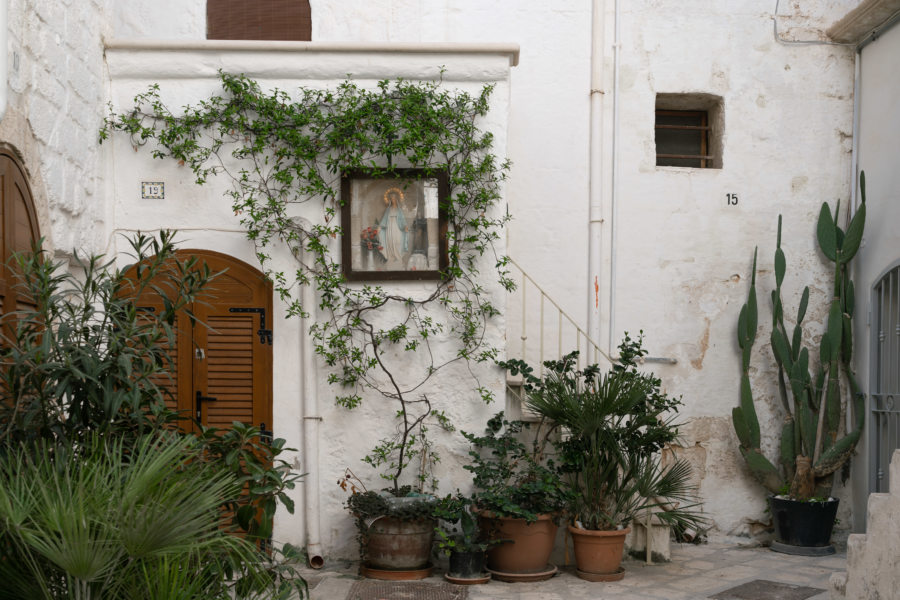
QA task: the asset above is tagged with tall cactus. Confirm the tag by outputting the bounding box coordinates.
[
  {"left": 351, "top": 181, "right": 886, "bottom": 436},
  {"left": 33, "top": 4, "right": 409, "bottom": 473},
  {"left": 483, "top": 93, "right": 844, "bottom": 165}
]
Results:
[{"left": 733, "top": 173, "right": 867, "bottom": 501}]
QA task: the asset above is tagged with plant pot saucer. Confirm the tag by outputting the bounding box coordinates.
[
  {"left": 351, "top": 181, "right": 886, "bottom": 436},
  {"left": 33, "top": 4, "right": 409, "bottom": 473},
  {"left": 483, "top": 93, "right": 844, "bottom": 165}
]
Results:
[
  {"left": 487, "top": 564, "right": 557, "bottom": 583},
  {"left": 444, "top": 572, "right": 491, "bottom": 585},
  {"left": 770, "top": 541, "right": 836, "bottom": 556},
  {"left": 575, "top": 566, "right": 625, "bottom": 582},
  {"left": 360, "top": 564, "right": 433, "bottom": 580}
]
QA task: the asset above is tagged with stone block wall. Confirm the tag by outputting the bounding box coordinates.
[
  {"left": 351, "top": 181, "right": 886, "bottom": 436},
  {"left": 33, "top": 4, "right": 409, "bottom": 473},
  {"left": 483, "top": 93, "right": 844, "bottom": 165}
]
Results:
[
  {"left": 830, "top": 449, "right": 900, "bottom": 599},
  {"left": 1, "top": 0, "right": 109, "bottom": 256}
]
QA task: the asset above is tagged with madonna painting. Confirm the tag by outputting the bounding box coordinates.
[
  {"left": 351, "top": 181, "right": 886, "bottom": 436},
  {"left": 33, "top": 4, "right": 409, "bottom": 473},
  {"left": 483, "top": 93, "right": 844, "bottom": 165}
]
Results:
[{"left": 341, "top": 170, "right": 448, "bottom": 281}]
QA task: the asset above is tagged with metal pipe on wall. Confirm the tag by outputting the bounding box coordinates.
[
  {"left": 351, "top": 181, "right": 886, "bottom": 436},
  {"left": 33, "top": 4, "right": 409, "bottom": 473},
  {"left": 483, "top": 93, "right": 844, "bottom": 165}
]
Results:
[{"left": 587, "top": 0, "right": 606, "bottom": 348}]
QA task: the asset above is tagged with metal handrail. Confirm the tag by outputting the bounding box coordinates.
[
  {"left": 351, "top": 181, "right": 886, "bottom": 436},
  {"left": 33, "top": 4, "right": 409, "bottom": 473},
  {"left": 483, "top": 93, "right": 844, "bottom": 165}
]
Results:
[{"left": 506, "top": 256, "right": 614, "bottom": 374}]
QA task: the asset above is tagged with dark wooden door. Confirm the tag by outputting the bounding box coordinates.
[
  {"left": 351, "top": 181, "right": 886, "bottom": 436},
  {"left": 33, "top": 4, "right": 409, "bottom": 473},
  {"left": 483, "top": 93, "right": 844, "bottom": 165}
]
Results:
[
  {"left": 0, "top": 149, "right": 41, "bottom": 328},
  {"left": 128, "top": 250, "right": 273, "bottom": 433}
]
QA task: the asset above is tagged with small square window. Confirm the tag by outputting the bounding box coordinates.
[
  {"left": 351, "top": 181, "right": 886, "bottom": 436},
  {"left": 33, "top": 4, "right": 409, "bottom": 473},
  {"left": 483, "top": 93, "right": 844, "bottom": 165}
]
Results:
[
  {"left": 655, "top": 94, "right": 723, "bottom": 169},
  {"left": 655, "top": 110, "right": 709, "bottom": 168}
]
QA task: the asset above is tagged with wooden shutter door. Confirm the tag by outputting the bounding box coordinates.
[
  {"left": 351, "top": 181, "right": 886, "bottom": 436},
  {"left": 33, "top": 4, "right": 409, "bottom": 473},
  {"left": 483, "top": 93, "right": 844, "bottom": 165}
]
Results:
[
  {"left": 192, "top": 253, "right": 273, "bottom": 432},
  {"left": 125, "top": 250, "right": 272, "bottom": 434}
]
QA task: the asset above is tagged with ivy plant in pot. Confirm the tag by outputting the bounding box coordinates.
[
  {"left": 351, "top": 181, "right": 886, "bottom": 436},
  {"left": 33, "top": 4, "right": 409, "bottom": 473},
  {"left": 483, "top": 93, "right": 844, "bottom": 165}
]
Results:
[
  {"left": 733, "top": 174, "right": 867, "bottom": 556},
  {"left": 462, "top": 412, "right": 571, "bottom": 582},
  {"left": 512, "top": 335, "right": 706, "bottom": 582},
  {"left": 433, "top": 493, "right": 500, "bottom": 584}
]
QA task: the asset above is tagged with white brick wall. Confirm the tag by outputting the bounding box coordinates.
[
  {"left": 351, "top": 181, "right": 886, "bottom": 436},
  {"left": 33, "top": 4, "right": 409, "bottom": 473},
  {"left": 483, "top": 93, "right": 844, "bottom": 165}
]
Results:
[{"left": 3, "top": 0, "right": 109, "bottom": 255}]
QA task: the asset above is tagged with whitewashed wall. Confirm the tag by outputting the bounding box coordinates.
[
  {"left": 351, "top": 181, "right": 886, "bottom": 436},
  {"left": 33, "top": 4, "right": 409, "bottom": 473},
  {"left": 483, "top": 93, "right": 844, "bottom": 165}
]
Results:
[
  {"left": 849, "top": 21, "right": 900, "bottom": 531},
  {"left": 2, "top": 0, "right": 110, "bottom": 256},
  {"left": 106, "top": 0, "right": 868, "bottom": 544},
  {"left": 104, "top": 45, "right": 512, "bottom": 558}
]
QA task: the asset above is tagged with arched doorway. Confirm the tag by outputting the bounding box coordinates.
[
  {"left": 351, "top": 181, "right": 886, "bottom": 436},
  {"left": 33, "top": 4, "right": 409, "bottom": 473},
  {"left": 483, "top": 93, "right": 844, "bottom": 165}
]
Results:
[
  {"left": 125, "top": 250, "right": 274, "bottom": 433},
  {"left": 0, "top": 148, "right": 41, "bottom": 324}
]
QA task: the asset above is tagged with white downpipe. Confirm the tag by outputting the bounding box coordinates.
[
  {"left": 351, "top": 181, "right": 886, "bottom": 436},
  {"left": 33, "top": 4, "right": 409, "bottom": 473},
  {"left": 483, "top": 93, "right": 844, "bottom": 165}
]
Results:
[
  {"left": 587, "top": 0, "right": 606, "bottom": 348},
  {"left": 607, "top": 0, "right": 620, "bottom": 353},
  {"left": 300, "top": 252, "right": 324, "bottom": 568},
  {"left": 0, "top": 0, "right": 8, "bottom": 122},
  {"left": 849, "top": 50, "right": 860, "bottom": 212}
]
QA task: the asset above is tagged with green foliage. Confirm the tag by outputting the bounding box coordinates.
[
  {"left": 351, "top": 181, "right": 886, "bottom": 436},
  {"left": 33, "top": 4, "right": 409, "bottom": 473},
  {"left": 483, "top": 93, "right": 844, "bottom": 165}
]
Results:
[
  {"left": 0, "top": 235, "right": 305, "bottom": 597},
  {"left": 196, "top": 422, "right": 302, "bottom": 544},
  {"left": 0, "top": 231, "right": 210, "bottom": 447},
  {"left": 0, "top": 433, "right": 306, "bottom": 600},
  {"left": 433, "top": 493, "right": 500, "bottom": 554},
  {"left": 733, "top": 173, "right": 867, "bottom": 501},
  {"left": 102, "top": 71, "right": 511, "bottom": 495},
  {"left": 462, "top": 412, "right": 571, "bottom": 522},
  {"left": 518, "top": 335, "right": 705, "bottom": 532}
]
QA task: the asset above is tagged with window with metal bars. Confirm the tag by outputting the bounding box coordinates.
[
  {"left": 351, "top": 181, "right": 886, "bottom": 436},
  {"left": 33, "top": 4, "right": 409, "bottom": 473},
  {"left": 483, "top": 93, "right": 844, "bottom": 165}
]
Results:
[{"left": 655, "top": 109, "right": 711, "bottom": 168}]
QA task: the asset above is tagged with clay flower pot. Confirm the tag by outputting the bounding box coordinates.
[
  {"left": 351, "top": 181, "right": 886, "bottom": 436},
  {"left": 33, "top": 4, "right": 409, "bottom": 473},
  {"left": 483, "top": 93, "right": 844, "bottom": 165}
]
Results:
[
  {"left": 568, "top": 525, "right": 630, "bottom": 581},
  {"left": 479, "top": 512, "right": 558, "bottom": 574}
]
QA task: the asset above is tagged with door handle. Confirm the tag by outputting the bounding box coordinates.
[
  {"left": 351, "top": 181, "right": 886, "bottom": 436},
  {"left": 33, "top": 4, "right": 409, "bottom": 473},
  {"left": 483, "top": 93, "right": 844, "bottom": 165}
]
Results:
[{"left": 195, "top": 390, "right": 217, "bottom": 420}]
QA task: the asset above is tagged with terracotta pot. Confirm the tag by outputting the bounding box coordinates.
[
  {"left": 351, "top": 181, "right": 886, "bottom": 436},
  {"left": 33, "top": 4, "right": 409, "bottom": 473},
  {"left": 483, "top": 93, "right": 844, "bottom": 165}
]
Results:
[
  {"left": 568, "top": 525, "right": 630, "bottom": 580},
  {"left": 365, "top": 516, "right": 435, "bottom": 570},
  {"left": 479, "top": 512, "right": 558, "bottom": 573}
]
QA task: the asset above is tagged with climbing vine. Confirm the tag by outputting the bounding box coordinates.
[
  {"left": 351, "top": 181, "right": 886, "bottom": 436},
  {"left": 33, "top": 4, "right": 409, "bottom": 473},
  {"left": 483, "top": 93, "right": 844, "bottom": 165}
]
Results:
[{"left": 101, "top": 72, "right": 511, "bottom": 491}]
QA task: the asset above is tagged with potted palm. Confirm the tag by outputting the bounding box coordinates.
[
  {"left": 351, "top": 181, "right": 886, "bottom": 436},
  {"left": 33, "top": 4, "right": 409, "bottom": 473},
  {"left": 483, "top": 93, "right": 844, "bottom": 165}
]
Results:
[
  {"left": 733, "top": 175, "right": 867, "bottom": 555},
  {"left": 462, "top": 412, "right": 570, "bottom": 582},
  {"left": 519, "top": 336, "right": 706, "bottom": 581}
]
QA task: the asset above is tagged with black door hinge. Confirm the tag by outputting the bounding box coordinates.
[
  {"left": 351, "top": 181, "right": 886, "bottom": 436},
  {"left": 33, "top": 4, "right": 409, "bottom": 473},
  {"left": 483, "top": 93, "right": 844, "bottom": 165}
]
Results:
[{"left": 228, "top": 307, "right": 273, "bottom": 344}]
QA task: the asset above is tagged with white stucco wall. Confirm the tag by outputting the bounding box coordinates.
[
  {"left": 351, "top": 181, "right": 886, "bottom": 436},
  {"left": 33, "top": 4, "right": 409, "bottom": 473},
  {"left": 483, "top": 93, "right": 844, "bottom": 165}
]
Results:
[
  {"left": 102, "top": 0, "right": 870, "bottom": 544},
  {"left": 104, "top": 45, "right": 513, "bottom": 558},
  {"left": 1, "top": 0, "right": 110, "bottom": 255},
  {"left": 849, "top": 20, "right": 900, "bottom": 531}
]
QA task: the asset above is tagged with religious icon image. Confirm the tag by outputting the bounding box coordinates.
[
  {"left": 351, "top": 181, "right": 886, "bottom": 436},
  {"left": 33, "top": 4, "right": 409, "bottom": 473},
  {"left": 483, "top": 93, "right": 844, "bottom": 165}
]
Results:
[{"left": 341, "top": 171, "right": 448, "bottom": 281}]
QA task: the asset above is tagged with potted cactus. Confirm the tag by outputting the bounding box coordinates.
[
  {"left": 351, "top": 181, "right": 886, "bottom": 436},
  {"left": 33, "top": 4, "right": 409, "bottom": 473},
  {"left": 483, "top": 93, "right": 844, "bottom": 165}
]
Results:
[{"left": 733, "top": 173, "right": 867, "bottom": 555}]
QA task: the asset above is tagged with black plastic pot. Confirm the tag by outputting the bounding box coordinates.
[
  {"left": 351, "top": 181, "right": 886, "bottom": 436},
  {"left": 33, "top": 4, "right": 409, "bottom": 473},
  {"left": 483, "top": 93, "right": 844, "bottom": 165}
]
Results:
[
  {"left": 769, "top": 495, "right": 839, "bottom": 556},
  {"left": 448, "top": 550, "right": 486, "bottom": 579}
]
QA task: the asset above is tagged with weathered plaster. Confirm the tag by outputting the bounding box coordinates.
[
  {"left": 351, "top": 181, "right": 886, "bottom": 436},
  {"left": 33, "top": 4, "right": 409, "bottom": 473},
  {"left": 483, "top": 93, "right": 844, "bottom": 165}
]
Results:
[{"left": 105, "top": 45, "right": 513, "bottom": 558}]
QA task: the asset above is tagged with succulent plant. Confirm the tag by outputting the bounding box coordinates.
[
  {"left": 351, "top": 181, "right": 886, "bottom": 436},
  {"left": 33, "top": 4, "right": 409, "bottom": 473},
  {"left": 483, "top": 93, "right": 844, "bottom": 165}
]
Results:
[{"left": 734, "top": 173, "right": 867, "bottom": 501}]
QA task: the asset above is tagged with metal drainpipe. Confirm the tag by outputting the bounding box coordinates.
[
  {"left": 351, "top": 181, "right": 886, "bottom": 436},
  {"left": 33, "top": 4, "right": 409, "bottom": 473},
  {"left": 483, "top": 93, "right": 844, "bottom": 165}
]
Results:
[
  {"left": 607, "top": 0, "right": 620, "bottom": 353},
  {"left": 298, "top": 236, "right": 324, "bottom": 569},
  {"left": 587, "top": 0, "right": 606, "bottom": 349},
  {"left": 0, "top": 0, "right": 8, "bottom": 122}
]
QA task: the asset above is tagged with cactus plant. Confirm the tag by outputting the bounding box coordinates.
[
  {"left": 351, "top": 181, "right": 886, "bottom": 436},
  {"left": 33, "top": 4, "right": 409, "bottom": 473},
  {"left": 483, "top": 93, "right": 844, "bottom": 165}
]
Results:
[{"left": 734, "top": 173, "right": 867, "bottom": 501}]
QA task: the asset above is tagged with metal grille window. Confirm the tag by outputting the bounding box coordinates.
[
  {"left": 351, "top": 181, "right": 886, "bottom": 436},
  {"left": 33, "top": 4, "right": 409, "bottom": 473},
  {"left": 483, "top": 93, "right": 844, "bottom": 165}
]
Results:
[
  {"left": 871, "top": 263, "right": 900, "bottom": 493},
  {"left": 655, "top": 110, "right": 710, "bottom": 168}
]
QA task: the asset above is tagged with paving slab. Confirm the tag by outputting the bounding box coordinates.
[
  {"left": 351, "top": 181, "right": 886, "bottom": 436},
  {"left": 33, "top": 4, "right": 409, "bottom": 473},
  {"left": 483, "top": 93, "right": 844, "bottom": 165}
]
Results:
[{"left": 303, "top": 543, "right": 847, "bottom": 600}]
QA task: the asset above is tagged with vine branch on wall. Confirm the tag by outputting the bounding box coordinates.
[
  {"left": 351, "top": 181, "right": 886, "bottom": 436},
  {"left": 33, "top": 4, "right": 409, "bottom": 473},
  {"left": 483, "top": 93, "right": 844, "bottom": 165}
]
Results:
[{"left": 102, "top": 71, "right": 511, "bottom": 491}]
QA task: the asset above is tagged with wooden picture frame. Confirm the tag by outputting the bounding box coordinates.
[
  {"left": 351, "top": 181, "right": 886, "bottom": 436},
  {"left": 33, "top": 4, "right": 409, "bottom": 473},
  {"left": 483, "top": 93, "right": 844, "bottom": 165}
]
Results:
[{"left": 341, "top": 170, "right": 449, "bottom": 281}]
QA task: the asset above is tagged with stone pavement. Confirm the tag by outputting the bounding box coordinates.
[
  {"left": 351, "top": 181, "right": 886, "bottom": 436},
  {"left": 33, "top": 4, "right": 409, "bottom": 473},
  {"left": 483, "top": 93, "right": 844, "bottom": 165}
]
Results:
[{"left": 304, "top": 543, "right": 846, "bottom": 600}]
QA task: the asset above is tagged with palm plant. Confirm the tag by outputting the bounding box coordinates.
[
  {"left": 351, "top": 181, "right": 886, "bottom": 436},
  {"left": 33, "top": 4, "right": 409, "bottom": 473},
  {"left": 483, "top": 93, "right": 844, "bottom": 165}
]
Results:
[
  {"left": 521, "top": 336, "right": 705, "bottom": 532},
  {"left": 0, "top": 432, "right": 306, "bottom": 600}
]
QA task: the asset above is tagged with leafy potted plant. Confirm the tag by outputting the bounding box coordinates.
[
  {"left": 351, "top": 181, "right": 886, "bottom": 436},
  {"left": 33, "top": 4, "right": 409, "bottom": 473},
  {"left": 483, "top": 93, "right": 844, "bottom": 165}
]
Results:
[
  {"left": 434, "top": 493, "right": 498, "bottom": 584},
  {"left": 338, "top": 395, "right": 452, "bottom": 579},
  {"left": 515, "top": 336, "right": 706, "bottom": 581},
  {"left": 462, "top": 412, "right": 570, "bottom": 582},
  {"left": 733, "top": 175, "right": 867, "bottom": 556}
]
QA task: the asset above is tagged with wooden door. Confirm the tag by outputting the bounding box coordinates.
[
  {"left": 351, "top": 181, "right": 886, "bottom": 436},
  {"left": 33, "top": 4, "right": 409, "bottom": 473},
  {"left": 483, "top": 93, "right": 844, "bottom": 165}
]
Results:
[
  {"left": 0, "top": 149, "right": 41, "bottom": 329},
  {"left": 127, "top": 250, "right": 273, "bottom": 434}
]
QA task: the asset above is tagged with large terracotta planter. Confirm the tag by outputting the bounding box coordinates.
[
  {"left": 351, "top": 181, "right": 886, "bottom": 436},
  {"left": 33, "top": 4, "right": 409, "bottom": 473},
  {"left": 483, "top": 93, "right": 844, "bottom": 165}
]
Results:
[
  {"left": 365, "top": 516, "right": 435, "bottom": 570},
  {"left": 568, "top": 525, "right": 630, "bottom": 581},
  {"left": 479, "top": 512, "right": 558, "bottom": 573}
]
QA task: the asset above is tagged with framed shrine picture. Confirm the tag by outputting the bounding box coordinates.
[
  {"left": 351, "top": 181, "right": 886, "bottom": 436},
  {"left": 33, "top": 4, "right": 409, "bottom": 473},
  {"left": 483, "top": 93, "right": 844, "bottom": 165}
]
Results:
[{"left": 341, "top": 170, "right": 449, "bottom": 281}]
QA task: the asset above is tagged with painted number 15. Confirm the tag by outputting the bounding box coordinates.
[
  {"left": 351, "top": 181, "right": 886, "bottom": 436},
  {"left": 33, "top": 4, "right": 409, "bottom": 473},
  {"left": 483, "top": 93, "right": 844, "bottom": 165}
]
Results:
[{"left": 726, "top": 193, "right": 739, "bottom": 206}]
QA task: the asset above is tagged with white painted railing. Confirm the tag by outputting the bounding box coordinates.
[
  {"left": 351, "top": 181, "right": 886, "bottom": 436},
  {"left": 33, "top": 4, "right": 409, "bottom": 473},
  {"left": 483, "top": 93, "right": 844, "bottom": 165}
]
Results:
[{"left": 505, "top": 258, "right": 614, "bottom": 412}]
